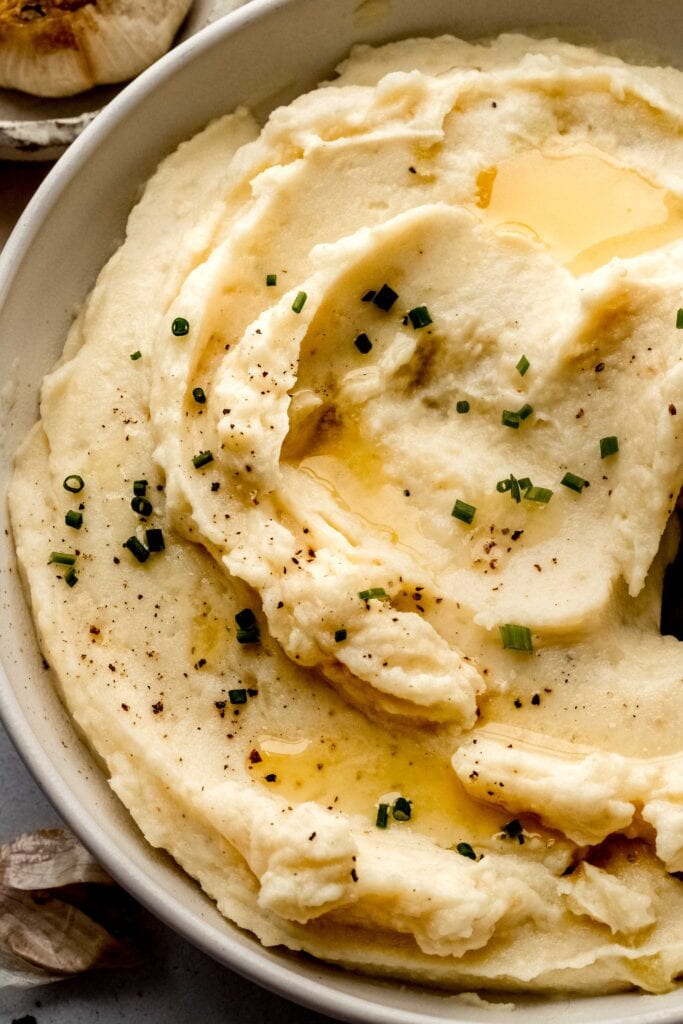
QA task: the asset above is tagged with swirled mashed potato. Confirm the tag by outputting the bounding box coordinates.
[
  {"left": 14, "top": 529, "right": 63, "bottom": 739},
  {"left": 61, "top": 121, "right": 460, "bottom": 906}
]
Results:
[{"left": 10, "top": 34, "right": 683, "bottom": 992}]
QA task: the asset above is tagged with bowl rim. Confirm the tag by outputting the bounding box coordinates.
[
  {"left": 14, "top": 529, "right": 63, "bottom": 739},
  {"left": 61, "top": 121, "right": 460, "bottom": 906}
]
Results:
[{"left": 2, "top": 2, "right": 683, "bottom": 1022}]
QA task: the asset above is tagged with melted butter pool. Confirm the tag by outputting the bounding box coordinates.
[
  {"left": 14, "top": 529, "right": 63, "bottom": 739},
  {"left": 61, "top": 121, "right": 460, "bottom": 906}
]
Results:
[
  {"left": 248, "top": 730, "right": 508, "bottom": 846},
  {"left": 475, "top": 148, "right": 683, "bottom": 273}
]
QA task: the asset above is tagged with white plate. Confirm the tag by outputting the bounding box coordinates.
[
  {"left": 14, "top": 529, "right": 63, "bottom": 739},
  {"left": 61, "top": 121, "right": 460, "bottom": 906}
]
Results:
[
  {"left": 0, "top": 0, "right": 246, "bottom": 161},
  {"left": 2, "top": 1, "right": 683, "bottom": 1021}
]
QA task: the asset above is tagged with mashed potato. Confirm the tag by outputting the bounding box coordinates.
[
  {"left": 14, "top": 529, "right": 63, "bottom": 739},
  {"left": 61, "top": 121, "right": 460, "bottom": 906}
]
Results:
[{"left": 9, "top": 33, "right": 683, "bottom": 992}]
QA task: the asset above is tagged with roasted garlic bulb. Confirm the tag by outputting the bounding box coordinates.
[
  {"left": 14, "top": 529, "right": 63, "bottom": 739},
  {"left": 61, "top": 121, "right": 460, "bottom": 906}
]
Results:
[{"left": 0, "top": 0, "right": 194, "bottom": 97}]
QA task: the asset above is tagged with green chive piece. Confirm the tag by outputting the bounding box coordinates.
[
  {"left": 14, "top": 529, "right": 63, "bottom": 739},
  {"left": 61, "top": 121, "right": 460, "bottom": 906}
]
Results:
[
  {"left": 600, "top": 435, "right": 619, "bottom": 458},
  {"left": 456, "top": 842, "right": 477, "bottom": 860},
  {"left": 496, "top": 475, "right": 523, "bottom": 502},
  {"left": 524, "top": 485, "right": 553, "bottom": 504},
  {"left": 376, "top": 803, "right": 389, "bottom": 828},
  {"left": 517, "top": 477, "right": 532, "bottom": 492},
  {"left": 266, "top": 273, "right": 277, "bottom": 287},
  {"left": 65, "top": 510, "right": 83, "bottom": 530},
  {"left": 229, "top": 688, "right": 248, "bottom": 705},
  {"left": 372, "top": 284, "right": 398, "bottom": 311},
  {"left": 517, "top": 403, "right": 533, "bottom": 421},
  {"left": 501, "top": 410, "right": 520, "bottom": 429},
  {"left": 192, "top": 387, "right": 206, "bottom": 405},
  {"left": 64, "top": 567, "right": 78, "bottom": 588},
  {"left": 236, "top": 627, "right": 260, "bottom": 645},
  {"left": 392, "top": 796, "right": 412, "bottom": 822},
  {"left": 125, "top": 536, "right": 149, "bottom": 563},
  {"left": 677, "top": 308, "right": 683, "bottom": 329},
  {"left": 130, "top": 350, "right": 142, "bottom": 361},
  {"left": 456, "top": 400, "right": 470, "bottom": 414},
  {"left": 516, "top": 354, "right": 530, "bottom": 377},
  {"left": 63, "top": 475, "right": 84, "bottom": 493},
  {"left": 133, "top": 479, "right": 148, "bottom": 496},
  {"left": 235, "top": 608, "right": 257, "bottom": 629},
  {"left": 146, "top": 528, "right": 165, "bottom": 552},
  {"left": 561, "top": 472, "right": 587, "bottom": 493},
  {"left": 292, "top": 291, "right": 307, "bottom": 314},
  {"left": 408, "top": 305, "right": 432, "bottom": 329},
  {"left": 48, "top": 552, "right": 76, "bottom": 566},
  {"left": 171, "top": 316, "right": 189, "bottom": 336},
  {"left": 354, "top": 332, "right": 373, "bottom": 354},
  {"left": 452, "top": 499, "right": 477, "bottom": 525},
  {"left": 500, "top": 623, "right": 533, "bottom": 652},
  {"left": 502, "top": 819, "right": 523, "bottom": 839},
  {"left": 334, "top": 628, "right": 347, "bottom": 643},
  {"left": 131, "top": 496, "right": 153, "bottom": 517},
  {"left": 192, "top": 451, "right": 214, "bottom": 469},
  {"left": 359, "top": 587, "right": 387, "bottom": 601}
]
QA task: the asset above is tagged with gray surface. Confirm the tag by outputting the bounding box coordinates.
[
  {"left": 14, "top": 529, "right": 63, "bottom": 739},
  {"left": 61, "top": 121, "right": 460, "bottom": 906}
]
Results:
[{"left": 0, "top": 721, "right": 329, "bottom": 1024}]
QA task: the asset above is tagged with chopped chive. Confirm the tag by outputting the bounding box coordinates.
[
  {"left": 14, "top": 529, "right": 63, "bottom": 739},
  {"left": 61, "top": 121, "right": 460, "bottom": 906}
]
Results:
[
  {"left": 64, "top": 567, "right": 78, "bottom": 588},
  {"left": 452, "top": 499, "right": 477, "bottom": 525},
  {"left": 500, "top": 623, "right": 533, "bottom": 652},
  {"left": 502, "top": 819, "right": 523, "bottom": 839},
  {"left": 65, "top": 510, "right": 83, "bottom": 530},
  {"left": 146, "top": 528, "right": 165, "bottom": 552},
  {"left": 291, "top": 291, "right": 307, "bottom": 314},
  {"left": 48, "top": 551, "right": 76, "bottom": 566},
  {"left": 501, "top": 410, "right": 520, "bottom": 429},
  {"left": 392, "top": 796, "right": 412, "bottom": 821},
  {"left": 133, "top": 479, "right": 148, "bottom": 496},
  {"left": 677, "top": 308, "right": 683, "bottom": 329},
  {"left": 171, "top": 316, "right": 189, "bottom": 336},
  {"left": 361, "top": 289, "right": 376, "bottom": 303},
  {"left": 408, "top": 305, "right": 432, "bottom": 329},
  {"left": 456, "top": 842, "right": 477, "bottom": 860},
  {"left": 236, "top": 627, "right": 260, "bottom": 645},
  {"left": 334, "top": 628, "right": 347, "bottom": 643},
  {"left": 517, "top": 403, "right": 533, "bottom": 421},
  {"left": 524, "top": 485, "right": 553, "bottom": 504},
  {"left": 456, "top": 400, "right": 470, "bottom": 414},
  {"left": 125, "top": 536, "right": 149, "bottom": 562},
  {"left": 516, "top": 354, "right": 530, "bottom": 377},
  {"left": 229, "top": 688, "right": 248, "bottom": 705},
  {"left": 600, "top": 435, "right": 619, "bottom": 458},
  {"left": 266, "top": 273, "right": 277, "bottom": 286},
  {"left": 192, "top": 450, "right": 214, "bottom": 469},
  {"left": 561, "top": 472, "right": 587, "bottom": 493},
  {"left": 376, "top": 803, "right": 389, "bottom": 828},
  {"left": 131, "top": 496, "right": 153, "bottom": 517},
  {"left": 235, "top": 609, "right": 256, "bottom": 629},
  {"left": 130, "top": 350, "right": 142, "bottom": 361},
  {"left": 354, "top": 332, "right": 373, "bottom": 354},
  {"left": 192, "top": 387, "right": 206, "bottom": 404},
  {"left": 63, "top": 474, "right": 84, "bottom": 493},
  {"left": 496, "top": 475, "right": 523, "bottom": 502},
  {"left": 125, "top": 536, "right": 149, "bottom": 563},
  {"left": 359, "top": 587, "right": 387, "bottom": 601},
  {"left": 373, "top": 284, "right": 398, "bottom": 311},
  {"left": 517, "top": 477, "right": 532, "bottom": 492}
]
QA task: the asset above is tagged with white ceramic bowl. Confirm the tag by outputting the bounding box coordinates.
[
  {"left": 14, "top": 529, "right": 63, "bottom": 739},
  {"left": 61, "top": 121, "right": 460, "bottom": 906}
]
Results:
[{"left": 2, "top": 1, "right": 683, "bottom": 1021}]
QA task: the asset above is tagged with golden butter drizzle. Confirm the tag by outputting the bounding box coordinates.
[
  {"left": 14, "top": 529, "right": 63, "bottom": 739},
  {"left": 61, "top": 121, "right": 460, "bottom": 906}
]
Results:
[{"left": 475, "top": 147, "right": 683, "bottom": 273}]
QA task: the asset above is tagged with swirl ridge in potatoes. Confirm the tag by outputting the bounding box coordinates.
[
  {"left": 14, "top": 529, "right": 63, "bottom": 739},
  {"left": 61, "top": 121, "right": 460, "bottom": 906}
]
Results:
[{"left": 10, "top": 34, "right": 683, "bottom": 993}]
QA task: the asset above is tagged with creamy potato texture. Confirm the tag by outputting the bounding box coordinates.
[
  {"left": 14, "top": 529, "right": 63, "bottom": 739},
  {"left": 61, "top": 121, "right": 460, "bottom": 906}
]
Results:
[{"left": 10, "top": 34, "right": 683, "bottom": 992}]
